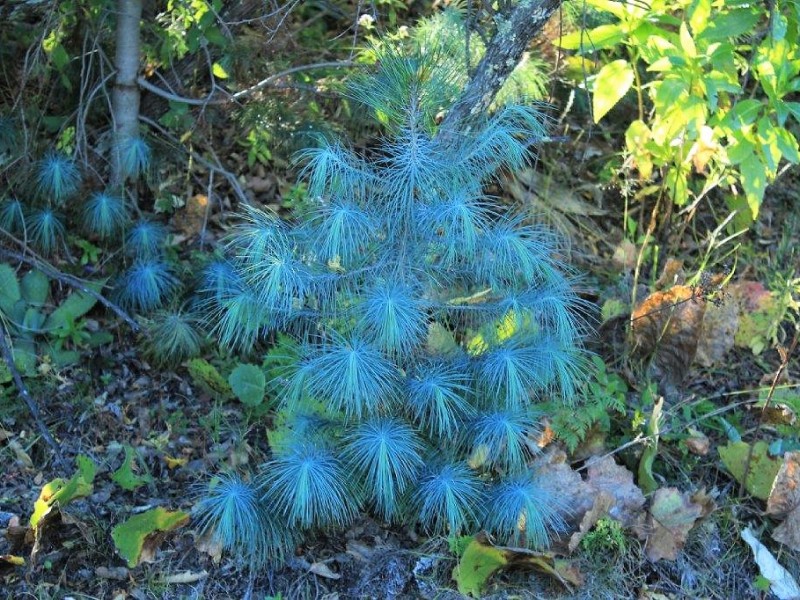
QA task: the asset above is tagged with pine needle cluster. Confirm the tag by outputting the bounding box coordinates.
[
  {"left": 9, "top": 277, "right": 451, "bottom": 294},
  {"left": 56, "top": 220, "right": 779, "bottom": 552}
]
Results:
[{"left": 196, "top": 46, "right": 589, "bottom": 566}]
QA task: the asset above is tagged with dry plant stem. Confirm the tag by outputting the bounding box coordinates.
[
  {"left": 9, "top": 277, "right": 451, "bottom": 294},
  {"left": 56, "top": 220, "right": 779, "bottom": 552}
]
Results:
[
  {"left": 0, "top": 323, "right": 68, "bottom": 473},
  {"left": 740, "top": 327, "right": 800, "bottom": 497},
  {"left": 0, "top": 246, "right": 139, "bottom": 332}
]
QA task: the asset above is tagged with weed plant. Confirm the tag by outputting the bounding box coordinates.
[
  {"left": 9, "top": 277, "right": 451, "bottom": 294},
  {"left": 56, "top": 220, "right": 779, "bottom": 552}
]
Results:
[{"left": 195, "top": 47, "right": 590, "bottom": 567}]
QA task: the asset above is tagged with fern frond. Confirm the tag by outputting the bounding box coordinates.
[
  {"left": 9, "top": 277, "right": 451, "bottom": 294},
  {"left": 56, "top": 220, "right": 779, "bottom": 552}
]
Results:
[
  {"left": 343, "top": 417, "right": 424, "bottom": 520},
  {"left": 482, "top": 474, "right": 564, "bottom": 549},
  {"left": 36, "top": 152, "right": 81, "bottom": 203},
  {"left": 125, "top": 220, "right": 167, "bottom": 259},
  {"left": 306, "top": 336, "right": 400, "bottom": 419},
  {"left": 82, "top": 192, "right": 129, "bottom": 238},
  {"left": 193, "top": 473, "right": 296, "bottom": 566},
  {"left": 26, "top": 208, "right": 65, "bottom": 255},
  {"left": 406, "top": 360, "right": 473, "bottom": 437},
  {"left": 0, "top": 198, "right": 26, "bottom": 233},
  {"left": 413, "top": 461, "right": 482, "bottom": 535},
  {"left": 115, "top": 260, "right": 178, "bottom": 313},
  {"left": 357, "top": 281, "right": 428, "bottom": 356},
  {"left": 260, "top": 442, "right": 358, "bottom": 528},
  {"left": 470, "top": 408, "right": 539, "bottom": 474},
  {"left": 143, "top": 309, "right": 204, "bottom": 366}
]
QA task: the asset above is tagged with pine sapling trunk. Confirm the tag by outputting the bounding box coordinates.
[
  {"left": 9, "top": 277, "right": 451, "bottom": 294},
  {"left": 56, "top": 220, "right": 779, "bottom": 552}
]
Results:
[{"left": 112, "top": 0, "right": 143, "bottom": 187}]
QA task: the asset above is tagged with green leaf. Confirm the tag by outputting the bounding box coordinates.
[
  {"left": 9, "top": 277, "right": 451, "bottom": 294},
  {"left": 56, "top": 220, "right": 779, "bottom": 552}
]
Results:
[
  {"left": 557, "top": 24, "right": 625, "bottom": 51},
  {"left": 30, "top": 455, "right": 96, "bottom": 529},
  {"left": 0, "top": 264, "right": 21, "bottom": 315},
  {"left": 112, "top": 446, "right": 153, "bottom": 491},
  {"left": 20, "top": 271, "right": 49, "bottom": 306},
  {"left": 187, "top": 358, "right": 233, "bottom": 400},
  {"left": 775, "top": 128, "right": 800, "bottom": 163},
  {"left": 719, "top": 441, "right": 781, "bottom": 500},
  {"left": 679, "top": 22, "right": 697, "bottom": 59},
  {"left": 592, "top": 60, "right": 634, "bottom": 123},
  {"left": 44, "top": 281, "right": 104, "bottom": 331},
  {"left": 111, "top": 508, "right": 189, "bottom": 568},
  {"left": 698, "top": 8, "right": 760, "bottom": 42},
  {"left": 453, "top": 539, "right": 508, "bottom": 597},
  {"left": 228, "top": 363, "right": 266, "bottom": 407},
  {"left": 739, "top": 156, "right": 767, "bottom": 220},
  {"left": 638, "top": 397, "right": 663, "bottom": 494},
  {"left": 688, "top": 0, "right": 711, "bottom": 36}
]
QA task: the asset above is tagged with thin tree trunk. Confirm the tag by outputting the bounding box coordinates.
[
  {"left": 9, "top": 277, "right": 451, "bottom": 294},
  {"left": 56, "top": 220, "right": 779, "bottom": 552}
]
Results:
[
  {"left": 112, "top": 0, "right": 143, "bottom": 186},
  {"left": 439, "top": 0, "right": 563, "bottom": 139}
]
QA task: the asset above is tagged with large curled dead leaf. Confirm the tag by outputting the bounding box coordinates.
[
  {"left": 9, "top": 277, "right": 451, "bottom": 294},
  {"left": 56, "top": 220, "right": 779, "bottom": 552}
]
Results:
[
  {"left": 584, "top": 456, "right": 646, "bottom": 528},
  {"left": 452, "top": 535, "right": 582, "bottom": 597},
  {"left": 637, "top": 488, "right": 715, "bottom": 561},
  {"left": 632, "top": 285, "right": 706, "bottom": 384},
  {"left": 767, "top": 451, "right": 800, "bottom": 551},
  {"left": 111, "top": 507, "right": 189, "bottom": 568}
]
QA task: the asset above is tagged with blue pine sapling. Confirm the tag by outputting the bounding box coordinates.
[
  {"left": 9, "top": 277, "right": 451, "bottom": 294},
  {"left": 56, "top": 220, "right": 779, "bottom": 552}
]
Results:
[{"left": 197, "top": 48, "right": 589, "bottom": 565}]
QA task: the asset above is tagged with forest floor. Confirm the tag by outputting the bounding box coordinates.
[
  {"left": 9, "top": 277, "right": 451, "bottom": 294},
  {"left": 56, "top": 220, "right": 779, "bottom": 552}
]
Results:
[{"left": 2, "top": 136, "right": 800, "bottom": 600}]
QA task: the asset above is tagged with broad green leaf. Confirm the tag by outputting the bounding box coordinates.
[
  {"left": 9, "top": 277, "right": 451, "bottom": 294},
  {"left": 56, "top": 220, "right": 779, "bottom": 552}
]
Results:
[
  {"left": 698, "top": 8, "right": 760, "bottom": 42},
  {"left": 31, "top": 455, "right": 96, "bottom": 529},
  {"left": 228, "top": 363, "right": 266, "bottom": 407},
  {"left": 719, "top": 441, "right": 781, "bottom": 500},
  {"left": 739, "top": 156, "right": 767, "bottom": 220},
  {"left": 112, "top": 446, "right": 153, "bottom": 491},
  {"left": 592, "top": 59, "right": 634, "bottom": 123},
  {"left": 688, "top": 0, "right": 711, "bottom": 35},
  {"left": 557, "top": 24, "right": 625, "bottom": 51},
  {"left": 0, "top": 264, "right": 21, "bottom": 315},
  {"left": 44, "top": 281, "right": 104, "bottom": 331},
  {"left": 637, "top": 397, "right": 663, "bottom": 494},
  {"left": 679, "top": 23, "right": 697, "bottom": 59},
  {"left": 775, "top": 128, "right": 800, "bottom": 163},
  {"left": 453, "top": 539, "right": 508, "bottom": 597},
  {"left": 20, "top": 271, "right": 49, "bottom": 306},
  {"left": 112, "top": 508, "right": 189, "bottom": 568}
]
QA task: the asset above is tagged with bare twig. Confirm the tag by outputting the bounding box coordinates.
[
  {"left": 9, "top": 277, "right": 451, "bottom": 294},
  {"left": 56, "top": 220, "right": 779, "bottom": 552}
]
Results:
[
  {"left": 0, "top": 246, "right": 139, "bottom": 332},
  {"left": 0, "top": 321, "right": 68, "bottom": 473}
]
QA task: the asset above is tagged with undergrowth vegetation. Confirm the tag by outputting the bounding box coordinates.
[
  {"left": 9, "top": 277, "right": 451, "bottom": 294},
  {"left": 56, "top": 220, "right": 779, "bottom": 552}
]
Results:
[{"left": 193, "top": 46, "right": 590, "bottom": 566}]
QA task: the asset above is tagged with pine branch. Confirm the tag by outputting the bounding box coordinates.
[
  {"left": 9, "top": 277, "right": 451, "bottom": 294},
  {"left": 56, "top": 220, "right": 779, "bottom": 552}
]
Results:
[{"left": 438, "top": 0, "right": 563, "bottom": 138}]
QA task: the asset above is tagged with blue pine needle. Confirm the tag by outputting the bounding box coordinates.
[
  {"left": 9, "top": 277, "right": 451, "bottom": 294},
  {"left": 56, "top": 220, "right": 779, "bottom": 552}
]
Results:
[
  {"left": 0, "top": 198, "right": 26, "bottom": 234},
  {"left": 482, "top": 474, "right": 564, "bottom": 549},
  {"left": 115, "top": 260, "right": 178, "bottom": 313},
  {"left": 35, "top": 152, "right": 81, "bottom": 203},
  {"left": 26, "top": 208, "right": 65, "bottom": 255},
  {"left": 82, "top": 191, "right": 129, "bottom": 238},
  {"left": 413, "top": 461, "right": 483, "bottom": 535},
  {"left": 125, "top": 220, "right": 167, "bottom": 259},
  {"left": 260, "top": 442, "right": 359, "bottom": 529},
  {"left": 343, "top": 417, "right": 424, "bottom": 520}
]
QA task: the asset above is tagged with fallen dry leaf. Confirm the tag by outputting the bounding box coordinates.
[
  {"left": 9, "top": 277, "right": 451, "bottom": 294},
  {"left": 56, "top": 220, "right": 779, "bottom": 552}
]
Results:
[
  {"left": 309, "top": 560, "right": 341, "bottom": 580},
  {"left": 767, "top": 452, "right": 800, "bottom": 551},
  {"left": 162, "top": 570, "right": 208, "bottom": 584},
  {"left": 585, "top": 456, "right": 646, "bottom": 528},
  {"left": 568, "top": 492, "right": 613, "bottom": 553},
  {"left": 741, "top": 527, "right": 800, "bottom": 599},
  {"left": 638, "top": 488, "right": 715, "bottom": 561},
  {"left": 632, "top": 285, "right": 706, "bottom": 384},
  {"left": 695, "top": 299, "right": 738, "bottom": 367},
  {"left": 683, "top": 428, "right": 710, "bottom": 456}
]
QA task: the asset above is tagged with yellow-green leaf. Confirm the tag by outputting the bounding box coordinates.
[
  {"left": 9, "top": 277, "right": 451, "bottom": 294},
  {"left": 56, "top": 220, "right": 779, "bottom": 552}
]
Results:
[
  {"left": 212, "top": 62, "right": 229, "bottom": 79},
  {"left": 453, "top": 539, "right": 508, "bottom": 597},
  {"left": 719, "top": 441, "right": 781, "bottom": 500},
  {"left": 592, "top": 60, "right": 634, "bottom": 123},
  {"left": 679, "top": 22, "right": 697, "bottom": 59},
  {"left": 112, "top": 508, "right": 190, "bottom": 568},
  {"left": 30, "top": 455, "right": 96, "bottom": 529}
]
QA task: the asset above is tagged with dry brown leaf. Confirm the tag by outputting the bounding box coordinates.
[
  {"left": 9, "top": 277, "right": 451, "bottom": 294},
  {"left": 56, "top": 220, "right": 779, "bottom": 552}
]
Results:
[
  {"left": 567, "top": 492, "right": 613, "bottom": 553},
  {"left": 536, "top": 450, "right": 595, "bottom": 522},
  {"left": 695, "top": 299, "right": 739, "bottom": 367},
  {"left": 585, "top": 456, "right": 646, "bottom": 528},
  {"left": 309, "top": 560, "right": 341, "bottom": 580},
  {"left": 612, "top": 240, "right": 637, "bottom": 271},
  {"left": 162, "top": 570, "right": 208, "bottom": 584},
  {"left": 639, "top": 488, "right": 714, "bottom": 561},
  {"left": 632, "top": 285, "right": 706, "bottom": 384},
  {"left": 655, "top": 258, "right": 685, "bottom": 289},
  {"left": 96, "top": 566, "right": 129, "bottom": 580},
  {"left": 767, "top": 452, "right": 800, "bottom": 551},
  {"left": 172, "top": 194, "right": 209, "bottom": 238},
  {"left": 688, "top": 125, "right": 719, "bottom": 173},
  {"left": 195, "top": 531, "right": 223, "bottom": 563},
  {"left": 683, "top": 428, "right": 710, "bottom": 456}
]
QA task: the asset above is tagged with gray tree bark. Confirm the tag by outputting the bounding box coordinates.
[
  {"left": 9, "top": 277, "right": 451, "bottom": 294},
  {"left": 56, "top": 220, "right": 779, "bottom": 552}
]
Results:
[
  {"left": 112, "top": 0, "right": 143, "bottom": 186},
  {"left": 439, "top": 0, "right": 563, "bottom": 138}
]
